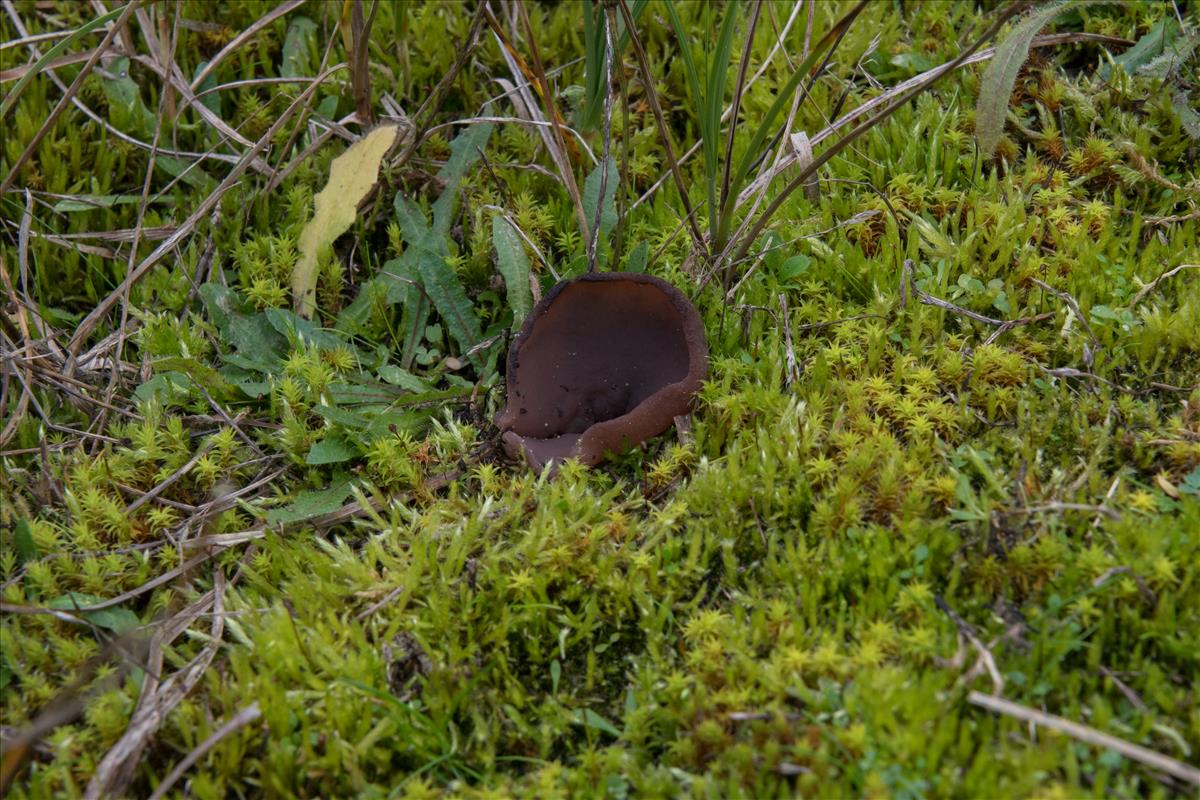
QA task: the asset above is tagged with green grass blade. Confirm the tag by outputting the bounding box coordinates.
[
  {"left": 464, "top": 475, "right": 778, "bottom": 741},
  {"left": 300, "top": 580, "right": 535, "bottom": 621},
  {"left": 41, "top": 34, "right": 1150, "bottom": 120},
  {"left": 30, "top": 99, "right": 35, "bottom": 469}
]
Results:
[
  {"left": 664, "top": 1, "right": 709, "bottom": 213},
  {"left": 724, "top": 0, "right": 869, "bottom": 225},
  {"left": 0, "top": 3, "right": 129, "bottom": 119},
  {"left": 704, "top": 4, "right": 740, "bottom": 241}
]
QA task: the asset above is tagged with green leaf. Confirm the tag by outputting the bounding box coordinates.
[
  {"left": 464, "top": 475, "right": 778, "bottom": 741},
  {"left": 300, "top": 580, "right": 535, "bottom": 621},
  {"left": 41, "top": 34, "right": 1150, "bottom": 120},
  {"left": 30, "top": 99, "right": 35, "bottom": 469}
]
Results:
[
  {"left": 550, "top": 659, "right": 561, "bottom": 694},
  {"left": 389, "top": 256, "right": 433, "bottom": 370},
  {"left": 779, "top": 254, "right": 812, "bottom": 282},
  {"left": 99, "top": 56, "right": 156, "bottom": 137},
  {"left": 1137, "top": 33, "right": 1197, "bottom": 80},
  {"left": 975, "top": 1, "right": 1110, "bottom": 158},
  {"left": 281, "top": 16, "right": 317, "bottom": 78},
  {"left": 1100, "top": 17, "right": 1180, "bottom": 79},
  {"left": 192, "top": 60, "right": 222, "bottom": 116},
  {"left": 151, "top": 356, "right": 240, "bottom": 400},
  {"left": 200, "top": 284, "right": 287, "bottom": 372},
  {"left": 492, "top": 217, "right": 533, "bottom": 325},
  {"left": 576, "top": 708, "right": 621, "bottom": 737},
  {"left": 313, "top": 404, "right": 370, "bottom": 429},
  {"left": 413, "top": 249, "right": 484, "bottom": 369},
  {"left": 582, "top": 156, "right": 618, "bottom": 241},
  {"left": 134, "top": 372, "right": 193, "bottom": 407},
  {"left": 394, "top": 194, "right": 435, "bottom": 249},
  {"left": 52, "top": 195, "right": 174, "bottom": 213},
  {"left": 432, "top": 123, "right": 494, "bottom": 235},
  {"left": 1173, "top": 91, "right": 1200, "bottom": 141},
  {"left": 379, "top": 365, "right": 432, "bottom": 393},
  {"left": 306, "top": 435, "right": 359, "bottom": 465},
  {"left": 266, "top": 477, "right": 353, "bottom": 526},
  {"left": 625, "top": 240, "right": 648, "bottom": 273},
  {"left": 265, "top": 308, "right": 347, "bottom": 352},
  {"left": 48, "top": 593, "right": 140, "bottom": 632},
  {"left": 723, "top": 1, "right": 868, "bottom": 236},
  {"left": 12, "top": 518, "right": 37, "bottom": 563}
]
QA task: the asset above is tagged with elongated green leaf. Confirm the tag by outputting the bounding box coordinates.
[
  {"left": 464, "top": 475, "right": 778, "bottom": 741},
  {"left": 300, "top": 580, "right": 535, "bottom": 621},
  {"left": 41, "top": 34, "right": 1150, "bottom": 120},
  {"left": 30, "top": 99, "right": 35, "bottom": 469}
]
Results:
[
  {"left": 579, "top": 0, "right": 649, "bottom": 130},
  {"left": 1100, "top": 17, "right": 1179, "bottom": 79},
  {"left": 1173, "top": 91, "right": 1200, "bottom": 141},
  {"left": 281, "top": 16, "right": 317, "bottom": 78},
  {"left": 53, "top": 195, "right": 174, "bottom": 213},
  {"left": 378, "top": 364, "right": 432, "bottom": 393},
  {"left": 394, "top": 193, "right": 434, "bottom": 249},
  {"left": 664, "top": 3, "right": 705, "bottom": 155},
  {"left": 381, "top": 254, "right": 431, "bottom": 369},
  {"left": 12, "top": 518, "right": 37, "bottom": 563},
  {"left": 432, "top": 123, "right": 494, "bottom": 235},
  {"left": 413, "top": 249, "right": 484, "bottom": 369},
  {"left": 492, "top": 217, "right": 533, "bottom": 325},
  {"left": 576, "top": 708, "right": 621, "bottom": 737},
  {"left": 48, "top": 593, "right": 139, "bottom": 632},
  {"left": 705, "top": 5, "right": 740, "bottom": 238},
  {"left": 975, "top": 1, "right": 1108, "bottom": 158},
  {"left": 625, "top": 240, "right": 648, "bottom": 272},
  {"left": 579, "top": 3, "right": 607, "bottom": 132},
  {"left": 1137, "top": 33, "right": 1197, "bottom": 80},
  {"left": 582, "top": 156, "right": 618, "bottom": 240}
]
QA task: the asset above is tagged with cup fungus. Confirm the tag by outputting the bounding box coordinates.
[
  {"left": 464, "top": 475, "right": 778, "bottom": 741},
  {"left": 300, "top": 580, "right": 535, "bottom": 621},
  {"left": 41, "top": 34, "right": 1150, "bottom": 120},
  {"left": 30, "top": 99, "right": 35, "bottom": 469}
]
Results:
[{"left": 496, "top": 271, "right": 708, "bottom": 471}]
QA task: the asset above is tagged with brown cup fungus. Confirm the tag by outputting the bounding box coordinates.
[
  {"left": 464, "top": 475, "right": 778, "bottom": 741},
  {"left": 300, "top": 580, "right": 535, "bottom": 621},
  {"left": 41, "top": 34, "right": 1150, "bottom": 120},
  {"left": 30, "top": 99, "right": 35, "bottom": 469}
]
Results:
[{"left": 496, "top": 271, "right": 708, "bottom": 471}]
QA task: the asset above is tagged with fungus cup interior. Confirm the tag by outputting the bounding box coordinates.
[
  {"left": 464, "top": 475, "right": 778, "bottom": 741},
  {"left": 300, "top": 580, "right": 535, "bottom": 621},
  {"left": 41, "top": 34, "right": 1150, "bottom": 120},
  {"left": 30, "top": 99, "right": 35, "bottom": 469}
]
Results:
[{"left": 496, "top": 272, "right": 707, "bottom": 471}]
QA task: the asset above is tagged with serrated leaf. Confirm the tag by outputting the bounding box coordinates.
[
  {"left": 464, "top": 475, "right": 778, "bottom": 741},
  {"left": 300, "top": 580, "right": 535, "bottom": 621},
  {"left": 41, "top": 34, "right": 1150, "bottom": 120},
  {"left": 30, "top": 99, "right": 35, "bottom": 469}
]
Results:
[
  {"left": 1100, "top": 17, "right": 1180, "bottom": 79},
  {"left": 293, "top": 125, "right": 399, "bottom": 318},
  {"left": 492, "top": 217, "right": 533, "bottom": 325},
  {"left": 1137, "top": 34, "right": 1197, "bottom": 80},
  {"left": 976, "top": 1, "right": 1104, "bottom": 158},
  {"left": 134, "top": 372, "right": 193, "bottom": 406},
  {"left": 306, "top": 435, "right": 358, "bottom": 465},
  {"left": 1172, "top": 92, "right": 1200, "bottom": 141},
  {"left": 266, "top": 477, "right": 353, "bottom": 526},
  {"left": 378, "top": 365, "right": 431, "bottom": 393},
  {"left": 582, "top": 156, "right": 618, "bottom": 241},
  {"left": 265, "top": 307, "right": 347, "bottom": 352},
  {"left": 431, "top": 124, "right": 494, "bottom": 235},
  {"left": 394, "top": 193, "right": 435, "bottom": 249},
  {"left": 48, "top": 593, "right": 140, "bottom": 632},
  {"left": 151, "top": 356, "right": 240, "bottom": 401},
  {"left": 413, "top": 249, "right": 484, "bottom": 369},
  {"left": 313, "top": 404, "right": 370, "bottom": 428}
]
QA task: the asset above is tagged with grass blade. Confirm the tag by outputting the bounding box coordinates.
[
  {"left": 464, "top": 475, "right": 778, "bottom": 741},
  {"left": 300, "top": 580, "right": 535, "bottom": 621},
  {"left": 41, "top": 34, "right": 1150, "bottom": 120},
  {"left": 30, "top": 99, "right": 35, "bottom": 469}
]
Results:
[
  {"left": 0, "top": 3, "right": 129, "bottom": 119},
  {"left": 724, "top": 0, "right": 869, "bottom": 229}
]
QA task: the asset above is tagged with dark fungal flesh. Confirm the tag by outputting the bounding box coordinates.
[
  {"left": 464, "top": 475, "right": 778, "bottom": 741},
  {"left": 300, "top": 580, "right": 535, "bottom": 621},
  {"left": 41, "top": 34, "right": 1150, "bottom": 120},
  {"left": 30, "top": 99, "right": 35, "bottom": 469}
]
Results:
[{"left": 496, "top": 271, "right": 708, "bottom": 471}]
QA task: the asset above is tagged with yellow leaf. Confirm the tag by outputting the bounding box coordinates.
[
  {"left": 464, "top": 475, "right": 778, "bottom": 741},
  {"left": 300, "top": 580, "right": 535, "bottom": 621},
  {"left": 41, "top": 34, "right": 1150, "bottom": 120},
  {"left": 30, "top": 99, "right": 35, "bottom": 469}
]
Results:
[
  {"left": 1155, "top": 473, "right": 1180, "bottom": 500},
  {"left": 292, "top": 124, "right": 399, "bottom": 318}
]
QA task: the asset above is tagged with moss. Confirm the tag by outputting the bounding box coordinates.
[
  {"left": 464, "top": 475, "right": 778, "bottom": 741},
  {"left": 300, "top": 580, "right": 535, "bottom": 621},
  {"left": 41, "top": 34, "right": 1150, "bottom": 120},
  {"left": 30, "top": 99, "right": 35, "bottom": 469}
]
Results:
[{"left": 3, "top": 1, "right": 1199, "bottom": 797}]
